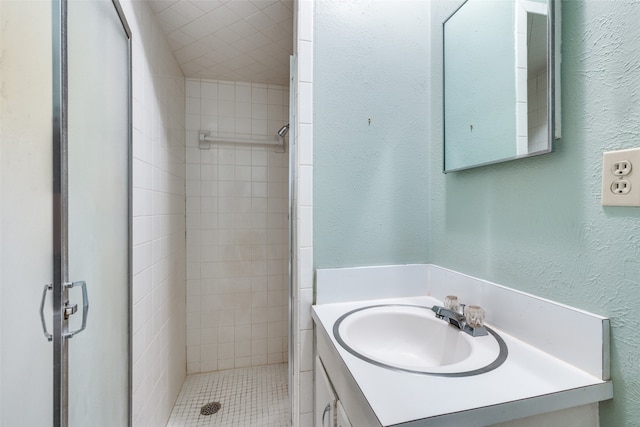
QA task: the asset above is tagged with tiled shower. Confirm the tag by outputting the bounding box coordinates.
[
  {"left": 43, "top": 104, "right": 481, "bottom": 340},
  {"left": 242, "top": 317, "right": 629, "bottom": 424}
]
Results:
[
  {"left": 184, "top": 78, "right": 290, "bottom": 374},
  {"left": 125, "top": 0, "right": 314, "bottom": 423}
]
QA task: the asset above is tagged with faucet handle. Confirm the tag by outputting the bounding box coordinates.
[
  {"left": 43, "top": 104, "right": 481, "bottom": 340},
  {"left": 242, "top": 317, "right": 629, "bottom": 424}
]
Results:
[
  {"left": 464, "top": 305, "right": 485, "bottom": 328},
  {"left": 444, "top": 295, "right": 459, "bottom": 311}
]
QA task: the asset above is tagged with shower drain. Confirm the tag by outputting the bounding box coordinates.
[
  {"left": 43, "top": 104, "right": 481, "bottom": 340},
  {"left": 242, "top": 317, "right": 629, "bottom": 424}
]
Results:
[{"left": 200, "top": 401, "right": 222, "bottom": 416}]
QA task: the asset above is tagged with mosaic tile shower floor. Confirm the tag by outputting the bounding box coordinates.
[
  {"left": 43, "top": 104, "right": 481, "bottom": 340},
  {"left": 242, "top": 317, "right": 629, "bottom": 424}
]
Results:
[{"left": 167, "top": 363, "right": 290, "bottom": 426}]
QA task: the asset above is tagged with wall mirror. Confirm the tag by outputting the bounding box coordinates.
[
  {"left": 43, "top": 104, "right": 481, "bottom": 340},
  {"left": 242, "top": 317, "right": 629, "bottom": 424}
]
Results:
[{"left": 443, "top": 0, "right": 560, "bottom": 172}]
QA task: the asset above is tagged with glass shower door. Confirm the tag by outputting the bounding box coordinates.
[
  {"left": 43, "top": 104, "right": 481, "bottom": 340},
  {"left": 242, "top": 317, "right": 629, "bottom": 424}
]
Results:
[
  {"left": 2, "top": 0, "right": 129, "bottom": 425},
  {"left": 56, "top": 0, "right": 131, "bottom": 425}
]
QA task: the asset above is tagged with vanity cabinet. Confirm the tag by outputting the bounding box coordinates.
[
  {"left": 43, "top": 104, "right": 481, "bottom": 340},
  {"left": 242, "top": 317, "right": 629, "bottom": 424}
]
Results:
[{"left": 315, "top": 356, "right": 352, "bottom": 427}]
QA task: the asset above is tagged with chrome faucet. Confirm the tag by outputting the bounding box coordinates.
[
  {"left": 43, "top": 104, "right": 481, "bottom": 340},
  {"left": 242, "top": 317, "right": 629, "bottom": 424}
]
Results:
[{"left": 431, "top": 304, "right": 488, "bottom": 337}]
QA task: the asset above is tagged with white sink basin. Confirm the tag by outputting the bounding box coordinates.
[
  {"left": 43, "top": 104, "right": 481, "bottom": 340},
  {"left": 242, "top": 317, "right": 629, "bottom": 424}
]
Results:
[{"left": 333, "top": 304, "right": 507, "bottom": 376}]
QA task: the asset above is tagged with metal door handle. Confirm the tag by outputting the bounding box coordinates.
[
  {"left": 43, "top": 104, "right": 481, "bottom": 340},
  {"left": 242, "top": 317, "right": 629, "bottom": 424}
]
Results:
[
  {"left": 322, "top": 403, "right": 331, "bottom": 427},
  {"left": 63, "top": 280, "right": 89, "bottom": 338},
  {"left": 39, "top": 281, "right": 88, "bottom": 341},
  {"left": 40, "top": 284, "right": 53, "bottom": 341}
]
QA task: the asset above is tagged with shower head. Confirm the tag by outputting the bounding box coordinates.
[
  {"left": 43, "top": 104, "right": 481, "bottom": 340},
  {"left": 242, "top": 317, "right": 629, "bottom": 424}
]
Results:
[{"left": 277, "top": 124, "right": 289, "bottom": 138}]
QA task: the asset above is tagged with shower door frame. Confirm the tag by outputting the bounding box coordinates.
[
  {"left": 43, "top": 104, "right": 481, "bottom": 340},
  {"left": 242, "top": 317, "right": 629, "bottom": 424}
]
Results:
[
  {"left": 51, "top": 0, "right": 132, "bottom": 425},
  {"left": 287, "top": 54, "right": 298, "bottom": 425}
]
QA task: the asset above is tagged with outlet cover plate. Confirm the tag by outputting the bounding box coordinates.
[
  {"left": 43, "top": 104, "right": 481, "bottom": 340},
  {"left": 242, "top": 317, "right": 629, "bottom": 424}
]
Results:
[{"left": 602, "top": 148, "right": 640, "bottom": 206}]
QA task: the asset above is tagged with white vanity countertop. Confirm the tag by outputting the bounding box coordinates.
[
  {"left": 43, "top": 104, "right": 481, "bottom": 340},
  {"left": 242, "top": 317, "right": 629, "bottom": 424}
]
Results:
[{"left": 312, "top": 295, "right": 613, "bottom": 427}]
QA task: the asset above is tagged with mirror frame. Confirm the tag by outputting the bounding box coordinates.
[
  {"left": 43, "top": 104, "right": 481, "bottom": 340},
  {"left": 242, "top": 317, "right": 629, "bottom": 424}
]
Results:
[{"left": 443, "top": 0, "right": 561, "bottom": 173}]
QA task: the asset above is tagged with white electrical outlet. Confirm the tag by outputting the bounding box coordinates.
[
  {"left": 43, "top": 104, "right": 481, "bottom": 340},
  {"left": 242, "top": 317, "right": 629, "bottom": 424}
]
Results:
[
  {"left": 611, "top": 160, "right": 632, "bottom": 176},
  {"left": 602, "top": 148, "right": 640, "bottom": 206}
]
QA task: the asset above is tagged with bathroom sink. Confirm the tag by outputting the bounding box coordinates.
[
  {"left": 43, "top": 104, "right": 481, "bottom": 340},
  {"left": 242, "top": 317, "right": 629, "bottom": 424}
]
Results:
[{"left": 333, "top": 304, "right": 507, "bottom": 376}]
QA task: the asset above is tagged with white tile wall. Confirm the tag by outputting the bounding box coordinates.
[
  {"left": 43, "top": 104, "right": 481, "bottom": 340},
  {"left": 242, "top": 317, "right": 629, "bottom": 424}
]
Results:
[
  {"left": 120, "top": 1, "right": 187, "bottom": 426},
  {"left": 528, "top": 70, "right": 548, "bottom": 153},
  {"left": 292, "top": 1, "right": 315, "bottom": 425},
  {"left": 515, "top": 0, "right": 528, "bottom": 156},
  {"left": 185, "top": 78, "right": 289, "bottom": 374}
]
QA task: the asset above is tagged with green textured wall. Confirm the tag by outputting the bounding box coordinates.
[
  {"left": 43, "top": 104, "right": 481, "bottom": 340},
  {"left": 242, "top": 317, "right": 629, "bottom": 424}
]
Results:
[
  {"left": 430, "top": 1, "right": 640, "bottom": 424},
  {"left": 314, "top": 0, "right": 639, "bottom": 424},
  {"left": 313, "top": 0, "right": 431, "bottom": 269}
]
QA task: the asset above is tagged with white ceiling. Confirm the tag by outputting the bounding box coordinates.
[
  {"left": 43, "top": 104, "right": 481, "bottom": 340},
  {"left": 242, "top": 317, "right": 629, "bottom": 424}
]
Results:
[{"left": 147, "top": 0, "right": 294, "bottom": 86}]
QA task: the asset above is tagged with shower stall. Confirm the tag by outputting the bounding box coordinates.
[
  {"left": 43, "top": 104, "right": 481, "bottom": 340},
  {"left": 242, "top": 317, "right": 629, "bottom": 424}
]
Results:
[{"left": 0, "top": 0, "right": 310, "bottom": 425}]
